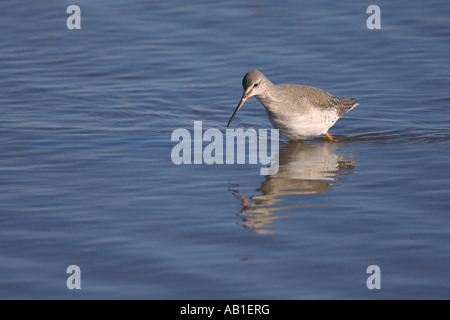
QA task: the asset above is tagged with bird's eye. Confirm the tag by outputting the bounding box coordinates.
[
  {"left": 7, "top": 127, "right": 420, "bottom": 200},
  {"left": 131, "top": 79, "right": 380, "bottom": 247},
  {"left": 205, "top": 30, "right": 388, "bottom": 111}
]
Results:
[{"left": 254, "top": 83, "right": 259, "bottom": 87}]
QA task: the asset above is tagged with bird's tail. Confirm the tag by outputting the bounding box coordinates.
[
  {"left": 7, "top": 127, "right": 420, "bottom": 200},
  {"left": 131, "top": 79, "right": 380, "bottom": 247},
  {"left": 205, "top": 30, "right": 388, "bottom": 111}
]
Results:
[{"left": 336, "top": 97, "right": 359, "bottom": 116}]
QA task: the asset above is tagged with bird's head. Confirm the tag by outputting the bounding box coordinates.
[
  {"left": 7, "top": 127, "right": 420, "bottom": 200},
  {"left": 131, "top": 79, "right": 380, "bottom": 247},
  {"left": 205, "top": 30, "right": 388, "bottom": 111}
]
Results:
[{"left": 227, "top": 70, "right": 268, "bottom": 127}]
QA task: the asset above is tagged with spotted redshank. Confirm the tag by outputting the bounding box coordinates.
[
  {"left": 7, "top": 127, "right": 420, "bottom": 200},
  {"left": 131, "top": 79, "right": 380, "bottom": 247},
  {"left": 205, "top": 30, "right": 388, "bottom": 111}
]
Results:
[{"left": 227, "top": 70, "right": 358, "bottom": 141}]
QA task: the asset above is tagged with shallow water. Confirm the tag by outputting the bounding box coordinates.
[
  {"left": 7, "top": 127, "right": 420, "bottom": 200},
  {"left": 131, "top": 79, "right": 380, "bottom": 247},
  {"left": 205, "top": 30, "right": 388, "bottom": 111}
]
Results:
[{"left": 0, "top": 0, "right": 449, "bottom": 299}]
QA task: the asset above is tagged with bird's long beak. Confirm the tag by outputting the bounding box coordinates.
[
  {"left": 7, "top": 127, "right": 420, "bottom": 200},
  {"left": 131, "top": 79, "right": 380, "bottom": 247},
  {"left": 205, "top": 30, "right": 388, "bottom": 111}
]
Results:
[{"left": 227, "top": 92, "right": 250, "bottom": 127}]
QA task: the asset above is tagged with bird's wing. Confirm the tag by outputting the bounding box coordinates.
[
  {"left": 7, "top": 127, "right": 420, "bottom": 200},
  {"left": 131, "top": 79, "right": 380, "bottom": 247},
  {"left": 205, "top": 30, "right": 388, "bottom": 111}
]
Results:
[
  {"left": 327, "top": 96, "right": 359, "bottom": 117},
  {"left": 280, "top": 84, "right": 358, "bottom": 117}
]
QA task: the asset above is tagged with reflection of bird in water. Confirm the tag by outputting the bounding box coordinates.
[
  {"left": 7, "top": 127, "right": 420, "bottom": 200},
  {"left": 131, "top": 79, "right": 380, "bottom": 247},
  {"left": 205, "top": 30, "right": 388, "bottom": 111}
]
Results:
[{"left": 229, "top": 141, "right": 357, "bottom": 234}]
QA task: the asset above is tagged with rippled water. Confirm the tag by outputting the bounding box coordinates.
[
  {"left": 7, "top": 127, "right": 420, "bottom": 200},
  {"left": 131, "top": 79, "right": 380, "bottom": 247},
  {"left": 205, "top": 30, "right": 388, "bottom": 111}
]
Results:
[{"left": 1, "top": 0, "right": 449, "bottom": 299}]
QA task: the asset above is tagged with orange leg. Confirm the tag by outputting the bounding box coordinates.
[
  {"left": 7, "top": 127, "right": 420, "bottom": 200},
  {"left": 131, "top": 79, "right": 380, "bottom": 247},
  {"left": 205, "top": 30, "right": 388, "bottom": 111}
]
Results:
[
  {"left": 238, "top": 195, "right": 249, "bottom": 206},
  {"left": 325, "top": 132, "right": 337, "bottom": 141}
]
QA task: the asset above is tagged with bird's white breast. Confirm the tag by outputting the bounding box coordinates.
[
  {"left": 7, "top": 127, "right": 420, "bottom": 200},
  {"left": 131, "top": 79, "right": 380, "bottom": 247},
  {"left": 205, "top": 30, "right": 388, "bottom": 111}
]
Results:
[{"left": 265, "top": 107, "right": 339, "bottom": 140}]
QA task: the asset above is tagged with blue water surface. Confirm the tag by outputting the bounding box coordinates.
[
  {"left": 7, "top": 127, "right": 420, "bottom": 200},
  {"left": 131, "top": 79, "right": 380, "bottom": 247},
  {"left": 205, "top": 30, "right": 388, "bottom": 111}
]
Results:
[{"left": 0, "top": 0, "right": 449, "bottom": 299}]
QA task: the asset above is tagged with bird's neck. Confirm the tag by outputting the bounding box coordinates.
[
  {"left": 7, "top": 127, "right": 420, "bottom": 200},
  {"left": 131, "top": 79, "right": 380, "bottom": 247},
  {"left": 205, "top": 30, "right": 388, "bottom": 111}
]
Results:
[{"left": 255, "top": 81, "right": 279, "bottom": 111}]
